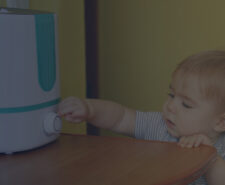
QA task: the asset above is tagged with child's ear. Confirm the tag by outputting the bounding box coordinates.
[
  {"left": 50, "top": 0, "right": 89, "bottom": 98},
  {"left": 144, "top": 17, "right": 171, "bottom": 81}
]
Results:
[{"left": 214, "top": 113, "right": 225, "bottom": 132}]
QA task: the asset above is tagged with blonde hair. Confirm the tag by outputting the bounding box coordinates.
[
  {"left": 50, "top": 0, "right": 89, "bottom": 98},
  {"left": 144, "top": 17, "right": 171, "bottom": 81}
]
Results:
[{"left": 173, "top": 50, "right": 225, "bottom": 110}]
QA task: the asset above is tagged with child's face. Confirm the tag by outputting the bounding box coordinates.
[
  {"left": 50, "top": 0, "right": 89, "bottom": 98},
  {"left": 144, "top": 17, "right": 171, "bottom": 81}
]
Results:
[{"left": 162, "top": 74, "right": 221, "bottom": 138}]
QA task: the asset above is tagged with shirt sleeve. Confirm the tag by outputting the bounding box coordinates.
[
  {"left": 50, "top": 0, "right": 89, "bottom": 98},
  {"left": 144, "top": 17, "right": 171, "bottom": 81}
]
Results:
[
  {"left": 135, "top": 111, "right": 165, "bottom": 140},
  {"left": 215, "top": 133, "right": 225, "bottom": 160}
]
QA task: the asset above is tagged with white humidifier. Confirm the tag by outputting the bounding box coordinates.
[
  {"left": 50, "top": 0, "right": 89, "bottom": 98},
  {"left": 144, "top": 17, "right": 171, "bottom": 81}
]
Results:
[{"left": 0, "top": 8, "right": 62, "bottom": 154}]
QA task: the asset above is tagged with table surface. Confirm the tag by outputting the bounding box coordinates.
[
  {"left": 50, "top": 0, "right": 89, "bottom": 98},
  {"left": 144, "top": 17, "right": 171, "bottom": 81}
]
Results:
[{"left": 0, "top": 134, "right": 217, "bottom": 185}]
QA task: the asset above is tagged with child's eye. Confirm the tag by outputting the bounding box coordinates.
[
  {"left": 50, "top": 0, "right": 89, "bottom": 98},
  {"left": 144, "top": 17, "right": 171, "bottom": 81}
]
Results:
[
  {"left": 182, "top": 102, "right": 192, "bottom": 109},
  {"left": 167, "top": 93, "right": 174, "bottom": 98}
]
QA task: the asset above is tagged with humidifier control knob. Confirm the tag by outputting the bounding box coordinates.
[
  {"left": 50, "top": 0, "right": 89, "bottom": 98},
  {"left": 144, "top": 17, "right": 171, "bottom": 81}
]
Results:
[{"left": 43, "top": 112, "right": 62, "bottom": 135}]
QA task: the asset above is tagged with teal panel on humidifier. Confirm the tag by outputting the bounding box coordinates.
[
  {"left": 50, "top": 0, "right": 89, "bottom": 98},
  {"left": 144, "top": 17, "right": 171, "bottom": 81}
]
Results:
[{"left": 35, "top": 14, "right": 56, "bottom": 91}]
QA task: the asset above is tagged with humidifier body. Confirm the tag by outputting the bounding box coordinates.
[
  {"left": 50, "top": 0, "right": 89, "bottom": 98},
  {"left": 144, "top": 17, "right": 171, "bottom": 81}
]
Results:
[{"left": 0, "top": 8, "right": 62, "bottom": 154}]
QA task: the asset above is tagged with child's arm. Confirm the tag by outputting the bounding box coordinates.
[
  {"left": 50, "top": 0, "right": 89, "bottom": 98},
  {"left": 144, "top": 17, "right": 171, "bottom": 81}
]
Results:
[
  {"left": 205, "top": 155, "right": 225, "bottom": 185},
  {"left": 57, "top": 97, "right": 136, "bottom": 137}
]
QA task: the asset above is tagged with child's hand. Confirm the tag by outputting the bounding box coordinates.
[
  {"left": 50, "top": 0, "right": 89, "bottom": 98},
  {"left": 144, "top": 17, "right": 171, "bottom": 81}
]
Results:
[
  {"left": 178, "top": 134, "right": 213, "bottom": 148},
  {"left": 57, "top": 97, "right": 89, "bottom": 123}
]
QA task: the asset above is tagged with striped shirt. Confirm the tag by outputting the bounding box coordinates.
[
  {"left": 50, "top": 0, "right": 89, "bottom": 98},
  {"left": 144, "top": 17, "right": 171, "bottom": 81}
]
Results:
[{"left": 135, "top": 111, "right": 225, "bottom": 185}]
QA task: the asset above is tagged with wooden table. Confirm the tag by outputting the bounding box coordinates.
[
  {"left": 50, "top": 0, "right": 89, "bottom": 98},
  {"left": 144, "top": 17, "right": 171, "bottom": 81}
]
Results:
[{"left": 0, "top": 134, "right": 216, "bottom": 185}]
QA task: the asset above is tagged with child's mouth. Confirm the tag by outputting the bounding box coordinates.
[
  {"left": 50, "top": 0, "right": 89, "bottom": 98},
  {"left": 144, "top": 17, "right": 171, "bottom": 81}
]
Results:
[{"left": 166, "top": 119, "right": 175, "bottom": 128}]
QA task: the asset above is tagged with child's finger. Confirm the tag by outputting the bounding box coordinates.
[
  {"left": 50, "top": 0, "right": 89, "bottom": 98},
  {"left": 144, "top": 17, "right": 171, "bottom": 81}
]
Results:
[
  {"left": 200, "top": 135, "right": 213, "bottom": 146},
  {"left": 65, "top": 114, "right": 83, "bottom": 123},
  {"left": 57, "top": 99, "right": 71, "bottom": 109},
  {"left": 58, "top": 100, "right": 75, "bottom": 110},
  {"left": 185, "top": 137, "right": 195, "bottom": 148},
  {"left": 178, "top": 136, "right": 187, "bottom": 147},
  {"left": 57, "top": 106, "right": 75, "bottom": 116},
  {"left": 178, "top": 136, "right": 195, "bottom": 148},
  {"left": 64, "top": 114, "right": 76, "bottom": 122},
  {"left": 194, "top": 136, "right": 204, "bottom": 147},
  {"left": 186, "top": 137, "right": 196, "bottom": 148}
]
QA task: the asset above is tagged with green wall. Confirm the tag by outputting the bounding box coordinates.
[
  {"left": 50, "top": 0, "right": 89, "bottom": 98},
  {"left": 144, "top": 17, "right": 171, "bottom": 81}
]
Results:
[
  {"left": 98, "top": 0, "right": 225, "bottom": 136},
  {"left": 27, "top": 1, "right": 225, "bottom": 137},
  {"left": 30, "top": 0, "right": 86, "bottom": 134}
]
